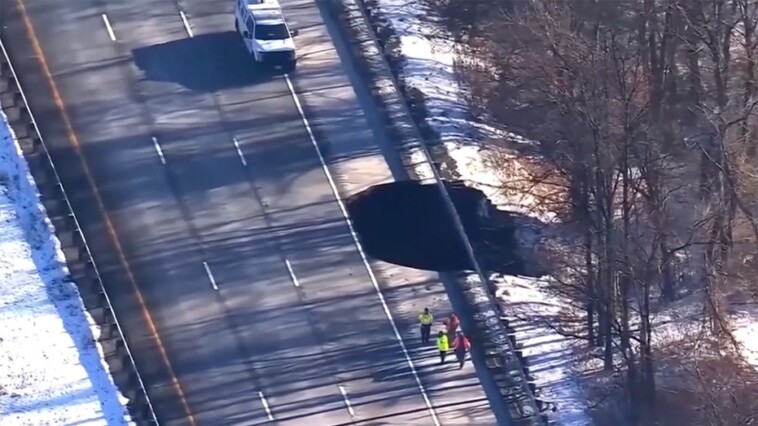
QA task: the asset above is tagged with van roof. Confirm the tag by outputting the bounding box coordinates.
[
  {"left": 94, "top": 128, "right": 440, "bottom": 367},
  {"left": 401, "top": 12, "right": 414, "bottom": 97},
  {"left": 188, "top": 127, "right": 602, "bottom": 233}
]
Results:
[
  {"left": 246, "top": 0, "right": 285, "bottom": 23},
  {"left": 245, "top": 0, "right": 280, "bottom": 6}
]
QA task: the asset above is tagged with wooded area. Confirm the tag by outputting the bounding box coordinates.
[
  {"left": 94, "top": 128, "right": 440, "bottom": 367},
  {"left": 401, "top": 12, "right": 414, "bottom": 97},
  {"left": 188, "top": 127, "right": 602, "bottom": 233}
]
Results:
[{"left": 428, "top": 0, "right": 758, "bottom": 424}]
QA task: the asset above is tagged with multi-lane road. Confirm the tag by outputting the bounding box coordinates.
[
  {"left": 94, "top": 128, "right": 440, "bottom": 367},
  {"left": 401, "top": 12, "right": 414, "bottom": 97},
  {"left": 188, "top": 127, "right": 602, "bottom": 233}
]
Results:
[{"left": 3, "top": 0, "right": 504, "bottom": 424}]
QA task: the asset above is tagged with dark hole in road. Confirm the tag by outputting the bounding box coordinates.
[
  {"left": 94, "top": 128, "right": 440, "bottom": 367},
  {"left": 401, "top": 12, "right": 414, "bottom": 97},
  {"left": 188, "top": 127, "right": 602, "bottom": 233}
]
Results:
[{"left": 347, "top": 180, "right": 526, "bottom": 274}]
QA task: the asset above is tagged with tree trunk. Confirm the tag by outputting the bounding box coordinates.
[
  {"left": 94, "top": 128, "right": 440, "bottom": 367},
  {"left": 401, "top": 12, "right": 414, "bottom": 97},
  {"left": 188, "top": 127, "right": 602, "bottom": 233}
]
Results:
[
  {"left": 585, "top": 226, "right": 596, "bottom": 346},
  {"left": 602, "top": 220, "right": 615, "bottom": 370},
  {"left": 620, "top": 154, "right": 637, "bottom": 405},
  {"left": 660, "top": 0, "right": 678, "bottom": 149},
  {"left": 705, "top": 206, "right": 727, "bottom": 336},
  {"left": 742, "top": 6, "right": 756, "bottom": 156},
  {"left": 640, "top": 270, "right": 656, "bottom": 404}
]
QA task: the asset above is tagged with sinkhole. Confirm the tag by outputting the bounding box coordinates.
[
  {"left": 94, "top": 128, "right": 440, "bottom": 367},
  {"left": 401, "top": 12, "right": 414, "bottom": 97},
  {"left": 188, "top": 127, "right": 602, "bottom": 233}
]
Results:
[{"left": 347, "top": 180, "right": 525, "bottom": 274}]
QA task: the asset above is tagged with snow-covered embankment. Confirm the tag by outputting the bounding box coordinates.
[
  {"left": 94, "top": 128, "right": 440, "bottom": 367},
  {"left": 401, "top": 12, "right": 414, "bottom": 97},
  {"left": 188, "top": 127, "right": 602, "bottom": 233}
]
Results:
[{"left": 0, "top": 111, "right": 131, "bottom": 425}]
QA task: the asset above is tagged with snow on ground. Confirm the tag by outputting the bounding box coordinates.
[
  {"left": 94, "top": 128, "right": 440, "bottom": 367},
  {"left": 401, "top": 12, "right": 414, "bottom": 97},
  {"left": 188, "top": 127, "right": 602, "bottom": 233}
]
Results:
[
  {"left": 733, "top": 315, "right": 758, "bottom": 366},
  {"left": 0, "top": 112, "right": 132, "bottom": 425},
  {"left": 375, "top": 0, "right": 592, "bottom": 424}
]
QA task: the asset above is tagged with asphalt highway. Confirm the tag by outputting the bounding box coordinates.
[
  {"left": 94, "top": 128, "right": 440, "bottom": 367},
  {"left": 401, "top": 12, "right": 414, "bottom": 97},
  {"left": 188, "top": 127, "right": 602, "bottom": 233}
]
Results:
[{"left": 3, "top": 0, "right": 500, "bottom": 425}]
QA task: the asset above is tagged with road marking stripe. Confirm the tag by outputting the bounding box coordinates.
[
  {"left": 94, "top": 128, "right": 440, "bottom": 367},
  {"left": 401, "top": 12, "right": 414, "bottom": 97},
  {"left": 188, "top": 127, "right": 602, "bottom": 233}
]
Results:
[
  {"left": 203, "top": 261, "right": 218, "bottom": 291},
  {"left": 338, "top": 385, "right": 355, "bottom": 417},
  {"left": 179, "top": 10, "right": 194, "bottom": 38},
  {"left": 101, "top": 13, "right": 116, "bottom": 41},
  {"left": 284, "top": 259, "right": 300, "bottom": 287},
  {"left": 283, "top": 74, "right": 441, "bottom": 426},
  {"left": 151, "top": 136, "right": 166, "bottom": 165},
  {"left": 15, "top": 1, "right": 197, "bottom": 424},
  {"left": 258, "top": 391, "right": 274, "bottom": 421},
  {"left": 233, "top": 137, "right": 247, "bottom": 166}
]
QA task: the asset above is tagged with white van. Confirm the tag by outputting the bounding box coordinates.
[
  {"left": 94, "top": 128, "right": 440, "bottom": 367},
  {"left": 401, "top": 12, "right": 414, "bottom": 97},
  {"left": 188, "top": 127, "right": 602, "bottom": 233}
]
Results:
[{"left": 234, "top": 0, "right": 298, "bottom": 70}]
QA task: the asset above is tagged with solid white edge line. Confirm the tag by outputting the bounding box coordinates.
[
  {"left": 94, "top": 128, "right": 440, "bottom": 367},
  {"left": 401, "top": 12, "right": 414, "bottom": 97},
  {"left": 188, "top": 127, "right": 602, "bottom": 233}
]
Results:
[
  {"left": 282, "top": 74, "right": 441, "bottom": 426},
  {"left": 202, "top": 261, "right": 218, "bottom": 291},
  {"left": 101, "top": 14, "right": 117, "bottom": 41},
  {"left": 179, "top": 10, "right": 194, "bottom": 38},
  {"left": 338, "top": 385, "right": 356, "bottom": 417},
  {"left": 233, "top": 137, "right": 247, "bottom": 166},
  {"left": 258, "top": 391, "right": 274, "bottom": 421},
  {"left": 151, "top": 136, "right": 166, "bottom": 165},
  {"left": 284, "top": 259, "right": 300, "bottom": 287}
]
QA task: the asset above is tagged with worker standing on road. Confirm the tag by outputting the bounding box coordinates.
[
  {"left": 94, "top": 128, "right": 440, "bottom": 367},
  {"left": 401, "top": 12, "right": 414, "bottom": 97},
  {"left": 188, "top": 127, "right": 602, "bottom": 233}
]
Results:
[
  {"left": 452, "top": 331, "right": 471, "bottom": 369},
  {"left": 418, "top": 308, "right": 433, "bottom": 344},
  {"left": 436, "top": 331, "right": 449, "bottom": 364}
]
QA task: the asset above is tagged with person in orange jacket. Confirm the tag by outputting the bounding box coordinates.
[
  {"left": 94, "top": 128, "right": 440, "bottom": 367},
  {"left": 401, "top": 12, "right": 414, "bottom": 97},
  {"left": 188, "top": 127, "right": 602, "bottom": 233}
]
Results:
[
  {"left": 452, "top": 331, "right": 471, "bottom": 369},
  {"left": 446, "top": 312, "right": 460, "bottom": 340}
]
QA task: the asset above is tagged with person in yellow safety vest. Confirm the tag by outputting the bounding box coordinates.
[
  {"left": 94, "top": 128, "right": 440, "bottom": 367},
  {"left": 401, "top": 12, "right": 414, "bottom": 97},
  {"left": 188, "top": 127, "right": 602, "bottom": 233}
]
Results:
[
  {"left": 436, "top": 330, "right": 449, "bottom": 364},
  {"left": 418, "top": 308, "right": 433, "bottom": 344}
]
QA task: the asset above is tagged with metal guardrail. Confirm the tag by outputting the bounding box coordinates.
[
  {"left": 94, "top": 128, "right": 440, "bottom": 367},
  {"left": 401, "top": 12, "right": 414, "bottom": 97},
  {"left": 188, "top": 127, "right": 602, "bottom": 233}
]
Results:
[
  {"left": 345, "top": 0, "right": 546, "bottom": 422},
  {"left": 0, "top": 35, "right": 160, "bottom": 426}
]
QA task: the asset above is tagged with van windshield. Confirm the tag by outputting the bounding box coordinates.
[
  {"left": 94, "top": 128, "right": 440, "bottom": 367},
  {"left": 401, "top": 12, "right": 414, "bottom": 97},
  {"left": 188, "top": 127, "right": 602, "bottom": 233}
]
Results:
[{"left": 254, "top": 24, "right": 290, "bottom": 40}]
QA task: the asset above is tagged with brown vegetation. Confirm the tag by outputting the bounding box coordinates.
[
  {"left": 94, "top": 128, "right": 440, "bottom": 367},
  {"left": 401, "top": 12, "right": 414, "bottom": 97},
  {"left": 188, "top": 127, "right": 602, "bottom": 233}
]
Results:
[{"left": 426, "top": 0, "right": 758, "bottom": 424}]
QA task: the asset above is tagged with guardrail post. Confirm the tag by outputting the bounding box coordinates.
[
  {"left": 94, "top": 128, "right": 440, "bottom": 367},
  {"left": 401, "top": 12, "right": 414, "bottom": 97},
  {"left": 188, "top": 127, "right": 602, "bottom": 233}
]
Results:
[
  {"left": 56, "top": 225, "right": 75, "bottom": 250},
  {"left": 44, "top": 200, "right": 67, "bottom": 224},
  {"left": 4, "top": 93, "right": 23, "bottom": 122},
  {"left": 60, "top": 238, "right": 83, "bottom": 264},
  {"left": 9, "top": 120, "right": 33, "bottom": 141},
  {"left": 122, "top": 373, "right": 141, "bottom": 401},
  {"left": 81, "top": 258, "right": 97, "bottom": 281},
  {"left": 24, "top": 150, "right": 47, "bottom": 180},
  {"left": 39, "top": 180, "right": 65, "bottom": 210},
  {"left": 106, "top": 353, "right": 128, "bottom": 380},
  {"left": 0, "top": 87, "right": 17, "bottom": 109},
  {"left": 100, "top": 332, "right": 123, "bottom": 356},
  {"left": 89, "top": 304, "right": 108, "bottom": 326},
  {"left": 71, "top": 260, "right": 94, "bottom": 293},
  {"left": 132, "top": 389, "right": 149, "bottom": 415},
  {"left": 17, "top": 134, "right": 40, "bottom": 156},
  {"left": 79, "top": 285, "right": 104, "bottom": 311},
  {"left": 0, "top": 76, "right": 12, "bottom": 96},
  {"left": 100, "top": 321, "right": 119, "bottom": 342}
]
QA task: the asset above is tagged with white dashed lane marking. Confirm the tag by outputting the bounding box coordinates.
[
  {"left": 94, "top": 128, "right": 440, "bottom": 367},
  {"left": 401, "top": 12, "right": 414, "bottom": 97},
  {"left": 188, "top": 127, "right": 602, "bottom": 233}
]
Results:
[{"left": 101, "top": 14, "right": 116, "bottom": 41}]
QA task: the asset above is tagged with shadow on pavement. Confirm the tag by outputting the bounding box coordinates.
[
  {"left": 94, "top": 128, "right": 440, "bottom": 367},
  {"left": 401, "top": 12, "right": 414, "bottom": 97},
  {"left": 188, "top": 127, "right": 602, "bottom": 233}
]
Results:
[{"left": 132, "top": 31, "right": 283, "bottom": 91}]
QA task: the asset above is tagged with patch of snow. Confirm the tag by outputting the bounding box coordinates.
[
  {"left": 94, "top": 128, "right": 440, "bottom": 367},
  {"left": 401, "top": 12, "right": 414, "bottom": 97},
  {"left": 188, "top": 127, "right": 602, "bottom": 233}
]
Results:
[
  {"left": 376, "top": 0, "right": 592, "bottom": 423},
  {"left": 0, "top": 111, "right": 132, "bottom": 425},
  {"left": 496, "top": 275, "right": 591, "bottom": 425},
  {"left": 733, "top": 311, "right": 758, "bottom": 367}
]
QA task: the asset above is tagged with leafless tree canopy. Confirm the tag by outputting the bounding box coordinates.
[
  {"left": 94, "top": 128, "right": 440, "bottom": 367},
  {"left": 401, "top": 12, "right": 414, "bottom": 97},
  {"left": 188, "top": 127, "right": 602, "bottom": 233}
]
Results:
[{"left": 431, "top": 0, "right": 758, "bottom": 424}]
